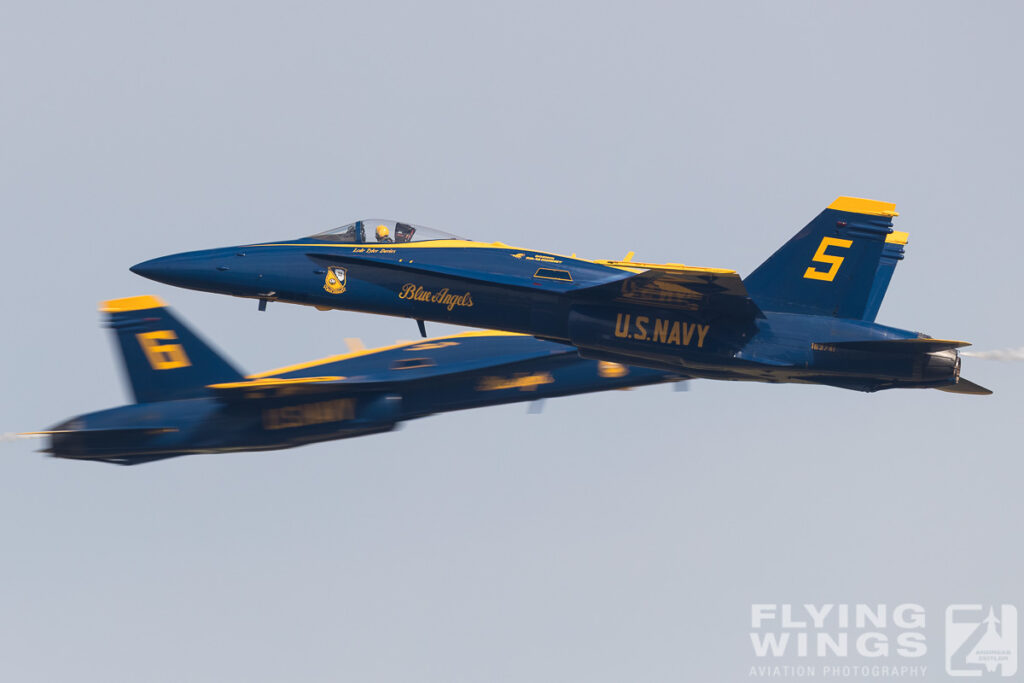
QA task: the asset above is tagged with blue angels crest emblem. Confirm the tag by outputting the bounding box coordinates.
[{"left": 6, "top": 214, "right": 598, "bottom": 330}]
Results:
[{"left": 323, "top": 266, "right": 347, "bottom": 294}]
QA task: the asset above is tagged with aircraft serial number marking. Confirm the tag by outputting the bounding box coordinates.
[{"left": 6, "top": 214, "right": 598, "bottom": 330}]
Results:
[
  {"left": 398, "top": 284, "right": 474, "bottom": 311},
  {"left": 262, "top": 398, "right": 355, "bottom": 430},
  {"left": 136, "top": 330, "right": 192, "bottom": 370},
  {"left": 614, "top": 313, "right": 710, "bottom": 347},
  {"left": 803, "top": 237, "right": 853, "bottom": 282}
]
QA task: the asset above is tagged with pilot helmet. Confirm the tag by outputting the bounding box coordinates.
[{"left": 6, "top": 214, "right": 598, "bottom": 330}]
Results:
[{"left": 376, "top": 224, "right": 390, "bottom": 240}]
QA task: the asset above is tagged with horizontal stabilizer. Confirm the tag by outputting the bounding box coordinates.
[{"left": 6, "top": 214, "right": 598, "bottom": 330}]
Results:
[
  {"left": 825, "top": 338, "right": 971, "bottom": 354},
  {"left": 936, "top": 378, "right": 993, "bottom": 395},
  {"left": 26, "top": 427, "right": 177, "bottom": 439},
  {"left": 32, "top": 426, "right": 179, "bottom": 455}
]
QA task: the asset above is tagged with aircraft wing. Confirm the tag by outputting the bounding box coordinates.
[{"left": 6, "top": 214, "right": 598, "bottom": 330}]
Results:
[
  {"left": 207, "top": 375, "right": 362, "bottom": 399},
  {"left": 28, "top": 426, "right": 178, "bottom": 438},
  {"left": 206, "top": 342, "right": 574, "bottom": 401},
  {"left": 573, "top": 264, "right": 762, "bottom": 318}
]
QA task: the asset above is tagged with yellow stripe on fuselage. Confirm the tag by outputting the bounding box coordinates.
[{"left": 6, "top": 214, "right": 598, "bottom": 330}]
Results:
[
  {"left": 246, "top": 240, "right": 734, "bottom": 276},
  {"left": 208, "top": 376, "right": 346, "bottom": 389},
  {"left": 250, "top": 239, "right": 526, "bottom": 251}
]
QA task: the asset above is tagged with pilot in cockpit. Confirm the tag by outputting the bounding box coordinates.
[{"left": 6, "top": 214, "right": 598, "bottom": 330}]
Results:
[
  {"left": 395, "top": 222, "right": 415, "bottom": 243},
  {"left": 375, "top": 224, "right": 394, "bottom": 243}
]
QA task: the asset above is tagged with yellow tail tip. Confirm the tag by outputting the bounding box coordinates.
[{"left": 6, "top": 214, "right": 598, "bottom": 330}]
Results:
[
  {"left": 885, "top": 230, "right": 910, "bottom": 245},
  {"left": 99, "top": 295, "right": 167, "bottom": 313},
  {"left": 828, "top": 196, "right": 899, "bottom": 217}
]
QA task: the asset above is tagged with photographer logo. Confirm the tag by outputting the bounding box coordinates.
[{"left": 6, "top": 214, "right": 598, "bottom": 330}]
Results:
[{"left": 945, "top": 605, "right": 1017, "bottom": 677}]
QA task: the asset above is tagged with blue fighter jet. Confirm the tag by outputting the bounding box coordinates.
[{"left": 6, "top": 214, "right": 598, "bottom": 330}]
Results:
[
  {"left": 131, "top": 197, "right": 991, "bottom": 395},
  {"left": 29, "top": 296, "right": 680, "bottom": 465}
]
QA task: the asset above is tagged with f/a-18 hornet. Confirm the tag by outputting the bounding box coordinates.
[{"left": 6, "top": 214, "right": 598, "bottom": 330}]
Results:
[
  {"left": 132, "top": 197, "right": 990, "bottom": 395},
  {"left": 27, "top": 296, "right": 680, "bottom": 464}
]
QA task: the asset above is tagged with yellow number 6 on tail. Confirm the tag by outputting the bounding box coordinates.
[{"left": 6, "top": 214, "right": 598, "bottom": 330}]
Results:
[{"left": 136, "top": 330, "right": 192, "bottom": 370}]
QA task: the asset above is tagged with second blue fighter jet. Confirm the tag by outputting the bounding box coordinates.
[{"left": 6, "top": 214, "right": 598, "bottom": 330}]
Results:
[{"left": 30, "top": 296, "right": 678, "bottom": 464}]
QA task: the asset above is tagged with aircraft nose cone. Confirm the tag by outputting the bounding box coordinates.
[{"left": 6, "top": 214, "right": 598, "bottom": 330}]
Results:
[
  {"left": 130, "top": 255, "right": 177, "bottom": 281},
  {"left": 129, "top": 248, "right": 243, "bottom": 294}
]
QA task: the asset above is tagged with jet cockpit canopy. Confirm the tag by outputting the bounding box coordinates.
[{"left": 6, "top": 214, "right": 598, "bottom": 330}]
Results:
[{"left": 310, "top": 220, "right": 465, "bottom": 245}]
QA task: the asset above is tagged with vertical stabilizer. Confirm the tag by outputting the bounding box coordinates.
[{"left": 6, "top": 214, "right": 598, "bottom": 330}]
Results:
[
  {"left": 744, "top": 197, "right": 905, "bottom": 319},
  {"left": 101, "top": 296, "right": 244, "bottom": 403}
]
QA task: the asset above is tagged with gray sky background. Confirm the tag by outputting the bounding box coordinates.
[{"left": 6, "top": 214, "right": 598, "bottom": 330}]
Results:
[{"left": 2, "top": 2, "right": 1022, "bottom": 681}]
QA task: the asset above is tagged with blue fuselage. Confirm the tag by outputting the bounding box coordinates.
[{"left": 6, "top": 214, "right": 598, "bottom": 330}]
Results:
[
  {"left": 48, "top": 333, "right": 679, "bottom": 464},
  {"left": 131, "top": 239, "right": 961, "bottom": 394}
]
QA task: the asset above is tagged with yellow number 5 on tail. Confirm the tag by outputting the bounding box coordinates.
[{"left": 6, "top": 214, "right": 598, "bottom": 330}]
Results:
[
  {"left": 136, "top": 330, "right": 192, "bottom": 370},
  {"left": 803, "top": 237, "right": 853, "bottom": 282}
]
